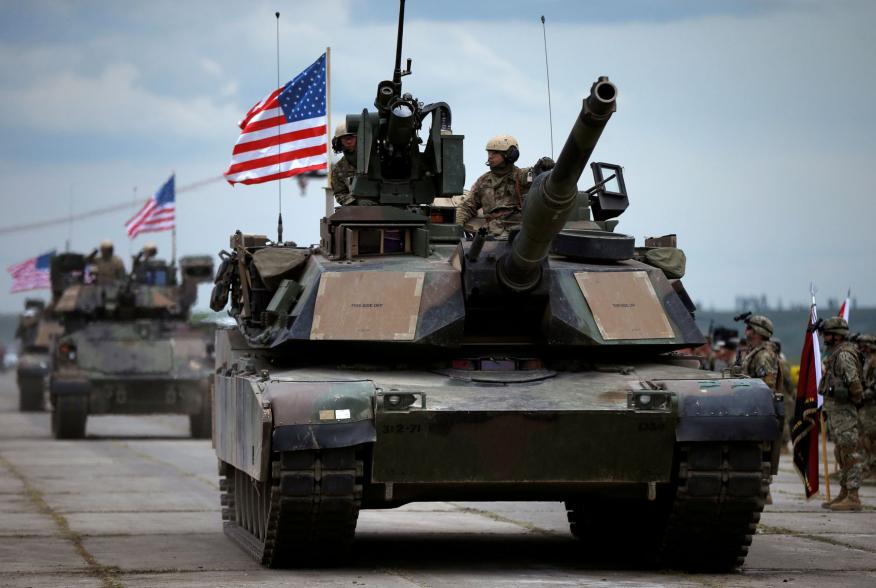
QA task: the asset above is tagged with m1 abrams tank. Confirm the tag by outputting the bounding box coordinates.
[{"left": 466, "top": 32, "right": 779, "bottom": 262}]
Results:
[
  {"left": 49, "top": 253, "right": 214, "bottom": 439},
  {"left": 210, "top": 0, "right": 782, "bottom": 572},
  {"left": 14, "top": 254, "right": 84, "bottom": 411}
]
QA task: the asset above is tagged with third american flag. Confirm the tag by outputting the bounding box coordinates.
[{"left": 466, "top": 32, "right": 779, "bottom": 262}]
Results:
[
  {"left": 126, "top": 175, "right": 175, "bottom": 238},
  {"left": 224, "top": 53, "right": 327, "bottom": 185}
]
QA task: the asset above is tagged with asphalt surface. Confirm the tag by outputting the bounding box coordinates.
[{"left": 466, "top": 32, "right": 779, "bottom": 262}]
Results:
[{"left": 0, "top": 370, "right": 874, "bottom": 587}]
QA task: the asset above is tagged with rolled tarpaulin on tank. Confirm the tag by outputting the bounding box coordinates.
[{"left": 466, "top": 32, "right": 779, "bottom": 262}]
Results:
[{"left": 251, "top": 248, "right": 310, "bottom": 291}]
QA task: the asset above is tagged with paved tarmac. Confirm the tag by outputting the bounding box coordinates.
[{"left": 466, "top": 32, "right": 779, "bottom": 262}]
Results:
[{"left": 0, "top": 371, "right": 874, "bottom": 587}]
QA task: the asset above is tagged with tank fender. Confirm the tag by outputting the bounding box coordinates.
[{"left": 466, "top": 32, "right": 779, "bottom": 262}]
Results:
[
  {"left": 665, "top": 378, "right": 783, "bottom": 443},
  {"left": 265, "top": 380, "right": 377, "bottom": 452},
  {"left": 16, "top": 355, "right": 51, "bottom": 378}
]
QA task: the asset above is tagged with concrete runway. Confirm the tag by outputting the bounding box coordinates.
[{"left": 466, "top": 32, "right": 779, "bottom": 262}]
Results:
[{"left": 0, "top": 371, "right": 874, "bottom": 587}]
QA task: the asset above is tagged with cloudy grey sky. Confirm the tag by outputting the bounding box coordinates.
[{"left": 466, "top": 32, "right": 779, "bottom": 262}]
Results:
[{"left": 0, "top": 0, "right": 874, "bottom": 312}]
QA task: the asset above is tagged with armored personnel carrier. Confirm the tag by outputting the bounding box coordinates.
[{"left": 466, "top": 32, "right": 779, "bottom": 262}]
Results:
[
  {"left": 14, "top": 254, "right": 85, "bottom": 411},
  {"left": 49, "top": 253, "right": 214, "bottom": 439},
  {"left": 210, "top": 0, "right": 782, "bottom": 571}
]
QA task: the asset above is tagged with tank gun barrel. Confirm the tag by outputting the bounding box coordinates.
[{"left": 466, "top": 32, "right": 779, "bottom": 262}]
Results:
[{"left": 497, "top": 77, "right": 617, "bottom": 292}]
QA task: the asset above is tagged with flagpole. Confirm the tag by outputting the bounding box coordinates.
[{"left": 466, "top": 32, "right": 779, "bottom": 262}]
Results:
[
  {"left": 325, "top": 45, "right": 333, "bottom": 218},
  {"left": 821, "top": 411, "right": 831, "bottom": 502}
]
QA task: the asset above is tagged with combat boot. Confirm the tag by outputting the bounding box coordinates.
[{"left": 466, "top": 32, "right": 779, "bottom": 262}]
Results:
[
  {"left": 821, "top": 486, "right": 847, "bottom": 509},
  {"left": 829, "top": 488, "right": 862, "bottom": 512}
]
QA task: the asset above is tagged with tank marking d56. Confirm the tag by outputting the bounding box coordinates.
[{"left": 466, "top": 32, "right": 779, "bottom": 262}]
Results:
[
  {"left": 575, "top": 270, "right": 674, "bottom": 340},
  {"left": 310, "top": 271, "right": 425, "bottom": 341}
]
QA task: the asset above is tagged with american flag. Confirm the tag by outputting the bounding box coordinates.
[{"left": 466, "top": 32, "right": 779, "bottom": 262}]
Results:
[
  {"left": 224, "top": 53, "right": 327, "bottom": 185},
  {"left": 7, "top": 251, "right": 54, "bottom": 293},
  {"left": 126, "top": 175, "right": 175, "bottom": 238}
]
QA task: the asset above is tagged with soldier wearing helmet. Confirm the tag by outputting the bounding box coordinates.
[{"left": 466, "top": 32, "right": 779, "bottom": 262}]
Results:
[
  {"left": 330, "top": 122, "right": 373, "bottom": 207},
  {"left": 132, "top": 242, "right": 160, "bottom": 282},
  {"left": 738, "top": 315, "right": 788, "bottom": 445},
  {"left": 851, "top": 333, "right": 876, "bottom": 478},
  {"left": 86, "top": 240, "right": 126, "bottom": 285},
  {"left": 739, "top": 315, "right": 782, "bottom": 390},
  {"left": 819, "top": 317, "right": 866, "bottom": 511},
  {"left": 456, "top": 135, "right": 554, "bottom": 238}
]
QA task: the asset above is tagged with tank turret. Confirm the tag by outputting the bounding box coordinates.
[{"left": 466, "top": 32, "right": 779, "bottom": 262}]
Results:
[{"left": 498, "top": 77, "right": 617, "bottom": 292}]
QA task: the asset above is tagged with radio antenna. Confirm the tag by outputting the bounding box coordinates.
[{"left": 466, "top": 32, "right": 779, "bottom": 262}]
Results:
[
  {"left": 275, "top": 11, "right": 284, "bottom": 244},
  {"left": 540, "top": 15, "right": 554, "bottom": 159}
]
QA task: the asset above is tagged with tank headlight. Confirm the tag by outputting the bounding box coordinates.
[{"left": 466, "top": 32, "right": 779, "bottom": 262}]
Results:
[
  {"left": 628, "top": 391, "right": 672, "bottom": 411},
  {"left": 380, "top": 392, "right": 425, "bottom": 411}
]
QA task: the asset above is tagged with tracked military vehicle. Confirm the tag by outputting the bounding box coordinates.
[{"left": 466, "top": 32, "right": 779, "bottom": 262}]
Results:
[
  {"left": 49, "top": 254, "right": 214, "bottom": 439},
  {"left": 211, "top": 0, "right": 782, "bottom": 571},
  {"left": 14, "top": 254, "right": 86, "bottom": 411},
  {"left": 15, "top": 299, "right": 60, "bottom": 411}
]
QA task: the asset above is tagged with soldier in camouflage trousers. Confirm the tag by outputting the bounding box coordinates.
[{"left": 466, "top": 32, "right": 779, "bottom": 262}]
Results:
[
  {"left": 853, "top": 334, "right": 876, "bottom": 476},
  {"left": 456, "top": 135, "right": 553, "bottom": 239},
  {"left": 819, "top": 317, "right": 866, "bottom": 511}
]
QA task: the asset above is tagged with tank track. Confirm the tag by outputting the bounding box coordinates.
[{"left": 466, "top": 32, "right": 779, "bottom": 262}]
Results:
[
  {"left": 219, "top": 447, "right": 363, "bottom": 567},
  {"left": 18, "top": 375, "right": 44, "bottom": 412},
  {"left": 659, "top": 442, "right": 771, "bottom": 571},
  {"left": 565, "top": 441, "right": 770, "bottom": 571}
]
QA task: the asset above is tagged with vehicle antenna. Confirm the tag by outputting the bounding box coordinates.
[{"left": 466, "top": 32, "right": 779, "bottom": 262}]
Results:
[
  {"left": 275, "top": 11, "right": 284, "bottom": 244},
  {"left": 540, "top": 15, "right": 554, "bottom": 159}
]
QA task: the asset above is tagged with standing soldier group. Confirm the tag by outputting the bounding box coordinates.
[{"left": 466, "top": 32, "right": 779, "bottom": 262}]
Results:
[{"left": 732, "top": 314, "right": 874, "bottom": 512}]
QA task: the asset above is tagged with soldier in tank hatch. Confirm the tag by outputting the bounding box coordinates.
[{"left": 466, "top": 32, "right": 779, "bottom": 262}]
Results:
[
  {"left": 851, "top": 333, "right": 876, "bottom": 478},
  {"left": 819, "top": 318, "right": 866, "bottom": 511},
  {"left": 86, "top": 240, "right": 126, "bottom": 285},
  {"left": 456, "top": 135, "right": 554, "bottom": 239},
  {"left": 331, "top": 122, "right": 373, "bottom": 207}
]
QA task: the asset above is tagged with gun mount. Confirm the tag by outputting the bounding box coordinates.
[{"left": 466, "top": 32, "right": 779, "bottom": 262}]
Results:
[{"left": 341, "top": 0, "right": 464, "bottom": 205}]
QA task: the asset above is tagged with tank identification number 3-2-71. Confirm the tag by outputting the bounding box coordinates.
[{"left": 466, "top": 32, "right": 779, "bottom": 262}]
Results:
[{"left": 382, "top": 424, "right": 424, "bottom": 434}]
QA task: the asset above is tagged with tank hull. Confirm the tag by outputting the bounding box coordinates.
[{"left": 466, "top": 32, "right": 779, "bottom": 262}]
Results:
[
  {"left": 213, "top": 328, "right": 781, "bottom": 569},
  {"left": 49, "top": 320, "right": 213, "bottom": 439}
]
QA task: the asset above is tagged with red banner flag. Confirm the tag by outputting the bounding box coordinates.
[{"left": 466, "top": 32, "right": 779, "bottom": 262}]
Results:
[{"left": 791, "top": 300, "right": 822, "bottom": 498}]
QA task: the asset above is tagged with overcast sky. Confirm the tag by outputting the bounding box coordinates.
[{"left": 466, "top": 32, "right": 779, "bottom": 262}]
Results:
[{"left": 0, "top": 0, "right": 874, "bottom": 312}]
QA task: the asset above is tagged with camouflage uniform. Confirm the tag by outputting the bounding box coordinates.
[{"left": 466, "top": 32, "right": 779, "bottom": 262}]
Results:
[
  {"left": 456, "top": 163, "right": 533, "bottom": 238},
  {"left": 331, "top": 155, "right": 358, "bottom": 206},
  {"left": 741, "top": 341, "right": 781, "bottom": 391},
  {"left": 92, "top": 255, "right": 126, "bottom": 285},
  {"left": 821, "top": 341, "right": 865, "bottom": 491},
  {"left": 857, "top": 338, "right": 876, "bottom": 473}
]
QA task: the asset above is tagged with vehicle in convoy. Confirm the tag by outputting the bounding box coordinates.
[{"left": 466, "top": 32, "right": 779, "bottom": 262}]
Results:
[
  {"left": 209, "top": 0, "right": 782, "bottom": 571},
  {"left": 14, "top": 299, "right": 59, "bottom": 411},
  {"left": 13, "top": 254, "right": 83, "bottom": 411},
  {"left": 49, "top": 253, "right": 215, "bottom": 439}
]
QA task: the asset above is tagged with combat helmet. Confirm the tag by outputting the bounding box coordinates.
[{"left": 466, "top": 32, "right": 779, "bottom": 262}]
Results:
[
  {"left": 485, "top": 134, "right": 520, "bottom": 163},
  {"left": 332, "top": 122, "right": 355, "bottom": 153},
  {"left": 745, "top": 315, "right": 774, "bottom": 338},
  {"left": 820, "top": 317, "right": 849, "bottom": 337},
  {"left": 100, "top": 239, "right": 114, "bottom": 252},
  {"left": 857, "top": 334, "right": 876, "bottom": 350}
]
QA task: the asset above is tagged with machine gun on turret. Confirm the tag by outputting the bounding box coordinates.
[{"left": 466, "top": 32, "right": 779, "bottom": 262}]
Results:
[{"left": 342, "top": 0, "right": 465, "bottom": 205}]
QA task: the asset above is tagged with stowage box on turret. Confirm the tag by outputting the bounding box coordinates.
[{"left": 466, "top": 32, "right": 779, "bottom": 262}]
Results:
[
  {"left": 48, "top": 253, "right": 215, "bottom": 439},
  {"left": 210, "top": 0, "right": 781, "bottom": 572}
]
